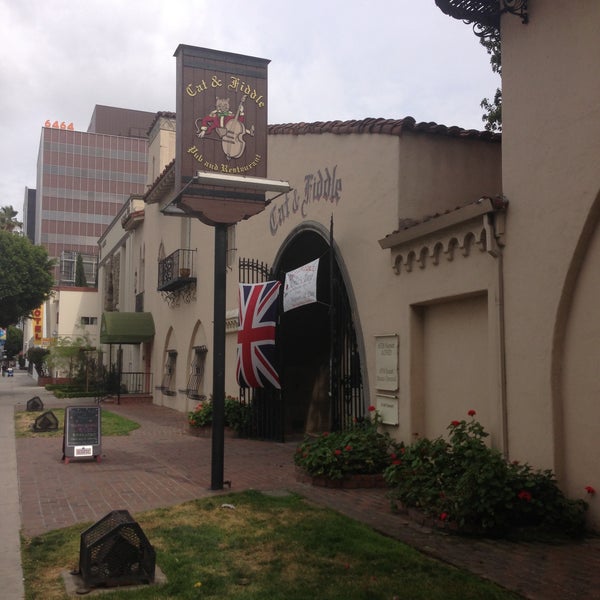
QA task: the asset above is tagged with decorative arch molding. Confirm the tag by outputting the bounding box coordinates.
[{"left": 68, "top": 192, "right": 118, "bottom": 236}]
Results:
[
  {"left": 551, "top": 189, "right": 600, "bottom": 479},
  {"left": 272, "top": 220, "right": 331, "bottom": 271},
  {"left": 272, "top": 220, "right": 359, "bottom": 322},
  {"left": 271, "top": 219, "right": 371, "bottom": 406},
  {"left": 272, "top": 220, "right": 360, "bottom": 337}
]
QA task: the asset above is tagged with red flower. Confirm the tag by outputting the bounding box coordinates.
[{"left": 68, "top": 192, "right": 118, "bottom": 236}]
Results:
[
  {"left": 439, "top": 512, "right": 448, "bottom": 521},
  {"left": 468, "top": 409, "right": 476, "bottom": 417},
  {"left": 585, "top": 486, "right": 596, "bottom": 495},
  {"left": 390, "top": 453, "right": 397, "bottom": 460},
  {"left": 451, "top": 420, "right": 461, "bottom": 427},
  {"left": 518, "top": 490, "right": 532, "bottom": 502},
  {"left": 322, "top": 431, "right": 329, "bottom": 437},
  {"left": 334, "top": 449, "right": 342, "bottom": 456},
  {"left": 368, "top": 405, "right": 376, "bottom": 412},
  {"left": 344, "top": 445, "right": 352, "bottom": 452},
  {"left": 392, "top": 459, "right": 402, "bottom": 465}
]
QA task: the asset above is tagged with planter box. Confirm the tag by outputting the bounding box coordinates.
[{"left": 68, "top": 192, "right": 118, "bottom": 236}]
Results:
[
  {"left": 39, "top": 376, "right": 71, "bottom": 387},
  {"left": 187, "top": 425, "right": 237, "bottom": 438},
  {"left": 295, "top": 467, "right": 387, "bottom": 489}
]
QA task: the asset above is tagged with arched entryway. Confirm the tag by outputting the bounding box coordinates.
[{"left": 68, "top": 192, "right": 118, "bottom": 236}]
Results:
[{"left": 273, "top": 222, "right": 365, "bottom": 439}]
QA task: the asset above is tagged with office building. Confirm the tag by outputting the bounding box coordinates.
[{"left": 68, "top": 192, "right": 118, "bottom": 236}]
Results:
[{"left": 33, "top": 105, "right": 155, "bottom": 284}]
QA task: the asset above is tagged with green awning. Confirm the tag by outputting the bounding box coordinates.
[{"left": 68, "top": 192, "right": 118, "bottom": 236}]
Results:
[{"left": 100, "top": 312, "right": 155, "bottom": 344}]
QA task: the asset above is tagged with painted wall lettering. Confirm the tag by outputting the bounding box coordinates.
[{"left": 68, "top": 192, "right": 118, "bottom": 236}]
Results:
[{"left": 269, "top": 166, "right": 342, "bottom": 235}]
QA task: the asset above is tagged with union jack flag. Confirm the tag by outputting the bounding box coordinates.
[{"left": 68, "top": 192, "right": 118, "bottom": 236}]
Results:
[{"left": 236, "top": 280, "right": 281, "bottom": 389}]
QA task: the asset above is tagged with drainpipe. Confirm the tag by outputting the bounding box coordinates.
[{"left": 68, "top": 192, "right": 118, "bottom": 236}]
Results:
[{"left": 485, "top": 209, "right": 509, "bottom": 459}]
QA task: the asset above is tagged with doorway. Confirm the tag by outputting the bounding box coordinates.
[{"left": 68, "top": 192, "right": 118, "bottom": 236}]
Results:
[{"left": 274, "top": 224, "right": 365, "bottom": 438}]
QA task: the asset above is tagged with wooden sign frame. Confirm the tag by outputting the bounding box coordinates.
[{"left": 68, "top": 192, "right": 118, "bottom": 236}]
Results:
[{"left": 174, "top": 45, "right": 271, "bottom": 225}]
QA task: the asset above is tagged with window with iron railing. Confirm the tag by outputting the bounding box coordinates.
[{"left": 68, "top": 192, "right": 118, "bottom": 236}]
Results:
[
  {"left": 187, "top": 345, "right": 208, "bottom": 400},
  {"left": 160, "top": 350, "right": 177, "bottom": 396}
]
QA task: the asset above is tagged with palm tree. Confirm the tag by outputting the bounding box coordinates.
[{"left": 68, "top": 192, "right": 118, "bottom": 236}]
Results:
[{"left": 0, "top": 205, "right": 22, "bottom": 232}]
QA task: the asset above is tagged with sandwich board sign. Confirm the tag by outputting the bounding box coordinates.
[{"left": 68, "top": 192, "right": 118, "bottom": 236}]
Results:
[{"left": 62, "top": 405, "right": 102, "bottom": 463}]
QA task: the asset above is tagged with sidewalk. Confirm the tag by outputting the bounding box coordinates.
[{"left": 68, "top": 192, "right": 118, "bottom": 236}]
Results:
[
  {"left": 0, "top": 372, "right": 32, "bottom": 599},
  {"left": 5, "top": 371, "right": 600, "bottom": 599}
]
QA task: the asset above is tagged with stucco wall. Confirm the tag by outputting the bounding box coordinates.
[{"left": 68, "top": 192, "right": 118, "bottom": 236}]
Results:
[
  {"left": 501, "top": 2, "right": 600, "bottom": 525},
  {"left": 129, "top": 124, "right": 500, "bottom": 426}
]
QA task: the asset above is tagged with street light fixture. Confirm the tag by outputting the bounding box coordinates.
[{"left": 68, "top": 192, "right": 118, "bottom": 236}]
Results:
[{"left": 162, "top": 170, "right": 291, "bottom": 490}]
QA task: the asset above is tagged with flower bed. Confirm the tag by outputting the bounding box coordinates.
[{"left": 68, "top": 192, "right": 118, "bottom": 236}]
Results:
[
  {"left": 294, "top": 406, "right": 400, "bottom": 485},
  {"left": 187, "top": 396, "right": 250, "bottom": 436},
  {"left": 384, "top": 410, "right": 589, "bottom": 538}
]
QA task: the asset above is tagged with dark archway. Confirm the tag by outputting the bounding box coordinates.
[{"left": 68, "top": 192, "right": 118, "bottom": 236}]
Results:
[{"left": 273, "top": 223, "right": 365, "bottom": 438}]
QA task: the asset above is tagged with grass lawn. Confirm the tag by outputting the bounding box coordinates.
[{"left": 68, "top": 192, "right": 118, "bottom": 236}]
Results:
[
  {"left": 15, "top": 408, "right": 140, "bottom": 438},
  {"left": 21, "top": 490, "right": 521, "bottom": 600}
]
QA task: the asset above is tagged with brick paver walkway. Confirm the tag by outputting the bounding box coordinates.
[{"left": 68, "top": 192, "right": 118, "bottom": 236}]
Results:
[{"left": 15, "top": 398, "right": 600, "bottom": 600}]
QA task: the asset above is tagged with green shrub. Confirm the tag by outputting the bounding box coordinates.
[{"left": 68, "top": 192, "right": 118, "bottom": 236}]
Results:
[
  {"left": 294, "top": 407, "right": 400, "bottom": 480},
  {"left": 188, "top": 398, "right": 212, "bottom": 427},
  {"left": 188, "top": 396, "right": 250, "bottom": 433},
  {"left": 27, "top": 347, "right": 49, "bottom": 376},
  {"left": 384, "top": 411, "right": 588, "bottom": 537}
]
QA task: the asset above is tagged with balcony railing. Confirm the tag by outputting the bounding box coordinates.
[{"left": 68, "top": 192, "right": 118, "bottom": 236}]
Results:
[{"left": 157, "top": 249, "right": 196, "bottom": 292}]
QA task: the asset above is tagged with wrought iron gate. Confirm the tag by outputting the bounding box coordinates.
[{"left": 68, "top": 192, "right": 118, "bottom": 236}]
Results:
[
  {"left": 238, "top": 258, "right": 284, "bottom": 441},
  {"left": 237, "top": 248, "right": 365, "bottom": 440},
  {"left": 330, "top": 259, "right": 365, "bottom": 431}
]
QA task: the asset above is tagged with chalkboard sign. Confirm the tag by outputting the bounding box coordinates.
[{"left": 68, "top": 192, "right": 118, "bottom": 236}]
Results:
[{"left": 63, "top": 405, "right": 102, "bottom": 463}]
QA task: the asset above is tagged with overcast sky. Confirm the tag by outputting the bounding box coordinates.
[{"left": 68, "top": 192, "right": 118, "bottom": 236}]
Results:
[{"left": 0, "top": 0, "right": 499, "bottom": 216}]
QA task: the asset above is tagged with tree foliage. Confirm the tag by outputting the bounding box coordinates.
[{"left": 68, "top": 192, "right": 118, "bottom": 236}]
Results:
[
  {"left": 75, "top": 253, "right": 87, "bottom": 287},
  {"left": 480, "top": 32, "right": 502, "bottom": 132},
  {"left": 26, "top": 346, "right": 49, "bottom": 376},
  {"left": 45, "top": 328, "right": 93, "bottom": 379},
  {"left": 0, "top": 205, "right": 22, "bottom": 232},
  {"left": 0, "top": 231, "right": 55, "bottom": 328},
  {"left": 5, "top": 325, "right": 23, "bottom": 359}
]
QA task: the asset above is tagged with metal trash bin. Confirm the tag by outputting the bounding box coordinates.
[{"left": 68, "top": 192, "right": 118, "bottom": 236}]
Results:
[
  {"left": 32, "top": 411, "right": 58, "bottom": 432},
  {"left": 26, "top": 396, "right": 44, "bottom": 411},
  {"left": 78, "top": 510, "right": 155, "bottom": 589}
]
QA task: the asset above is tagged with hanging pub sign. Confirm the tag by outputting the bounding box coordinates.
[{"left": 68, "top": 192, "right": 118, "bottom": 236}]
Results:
[{"left": 174, "top": 45, "right": 270, "bottom": 225}]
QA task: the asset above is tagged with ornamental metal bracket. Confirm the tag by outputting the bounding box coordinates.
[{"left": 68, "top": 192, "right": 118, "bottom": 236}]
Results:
[
  {"left": 435, "top": 0, "right": 528, "bottom": 38},
  {"left": 502, "top": 0, "right": 528, "bottom": 25},
  {"left": 160, "top": 281, "right": 197, "bottom": 307}
]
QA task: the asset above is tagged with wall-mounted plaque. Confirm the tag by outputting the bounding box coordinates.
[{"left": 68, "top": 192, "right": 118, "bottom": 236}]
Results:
[
  {"left": 62, "top": 405, "right": 102, "bottom": 463},
  {"left": 376, "top": 395, "right": 399, "bottom": 426},
  {"left": 375, "top": 334, "right": 398, "bottom": 391}
]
